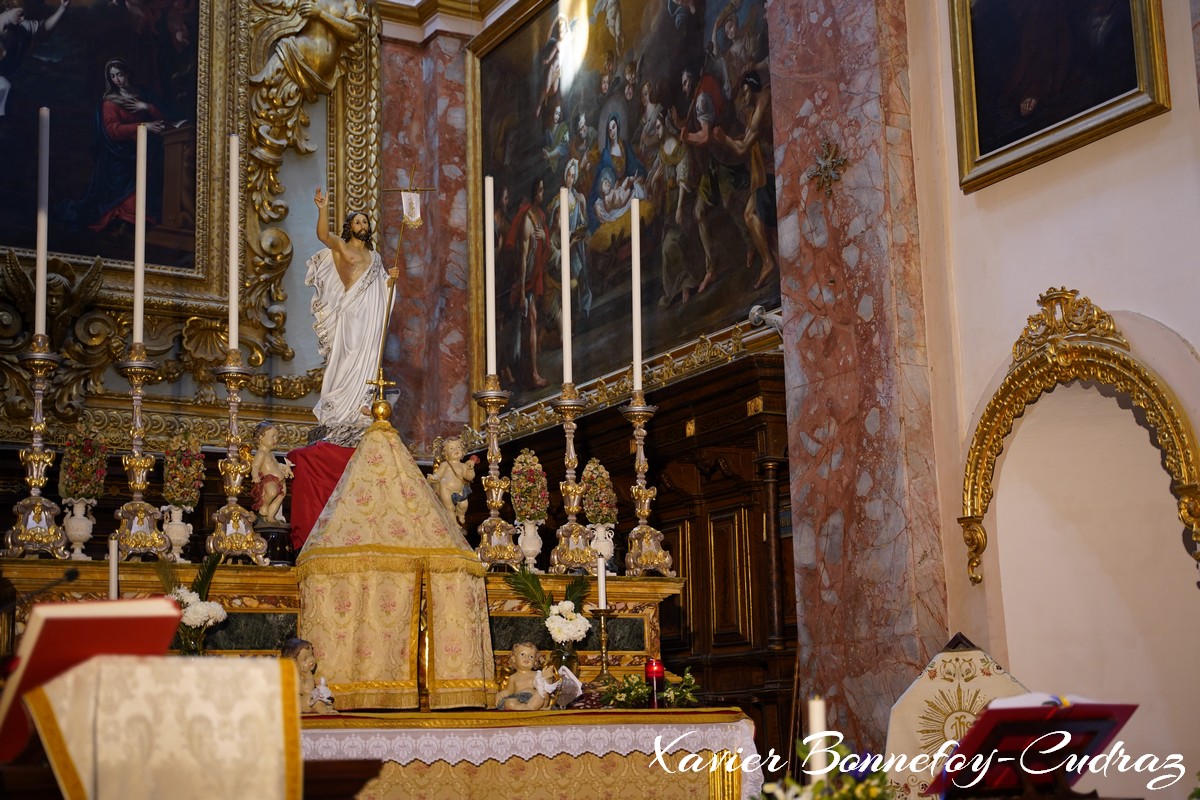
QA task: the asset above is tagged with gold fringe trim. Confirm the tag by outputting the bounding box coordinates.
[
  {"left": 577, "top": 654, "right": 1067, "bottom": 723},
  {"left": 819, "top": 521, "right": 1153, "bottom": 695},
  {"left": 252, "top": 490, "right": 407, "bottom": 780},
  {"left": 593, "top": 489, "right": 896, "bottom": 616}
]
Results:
[
  {"left": 329, "top": 679, "right": 419, "bottom": 693},
  {"left": 428, "top": 688, "right": 491, "bottom": 709},
  {"left": 709, "top": 751, "right": 743, "bottom": 800},
  {"left": 278, "top": 660, "right": 303, "bottom": 800},
  {"left": 336, "top": 688, "right": 422, "bottom": 710},
  {"left": 24, "top": 686, "right": 87, "bottom": 800},
  {"left": 296, "top": 550, "right": 486, "bottom": 579}
]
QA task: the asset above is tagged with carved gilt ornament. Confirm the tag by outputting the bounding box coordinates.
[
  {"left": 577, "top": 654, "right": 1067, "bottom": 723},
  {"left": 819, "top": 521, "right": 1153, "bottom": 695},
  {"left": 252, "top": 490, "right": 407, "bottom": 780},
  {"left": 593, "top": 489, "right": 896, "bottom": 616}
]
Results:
[{"left": 960, "top": 287, "right": 1200, "bottom": 585}]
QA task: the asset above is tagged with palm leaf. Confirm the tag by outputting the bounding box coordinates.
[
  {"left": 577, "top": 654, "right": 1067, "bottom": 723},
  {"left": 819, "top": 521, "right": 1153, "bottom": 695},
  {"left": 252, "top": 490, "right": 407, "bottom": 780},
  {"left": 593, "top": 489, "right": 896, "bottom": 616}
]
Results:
[
  {"left": 563, "top": 575, "right": 589, "bottom": 611},
  {"left": 191, "top": 553, "right": 222, "bottom": 602},
  {"left": 503, "top": 568, "right": 551, "bottom": 616},
  {"left": 153, "top": 557, "right": 180, "bottom": 596}
]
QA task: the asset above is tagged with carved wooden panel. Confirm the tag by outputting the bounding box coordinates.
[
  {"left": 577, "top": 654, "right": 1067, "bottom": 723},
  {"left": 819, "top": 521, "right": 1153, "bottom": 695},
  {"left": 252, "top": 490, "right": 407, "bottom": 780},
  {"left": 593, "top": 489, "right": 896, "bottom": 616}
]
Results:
[{"left": 707, "top": 507, "right": 754, "bottom": 648}]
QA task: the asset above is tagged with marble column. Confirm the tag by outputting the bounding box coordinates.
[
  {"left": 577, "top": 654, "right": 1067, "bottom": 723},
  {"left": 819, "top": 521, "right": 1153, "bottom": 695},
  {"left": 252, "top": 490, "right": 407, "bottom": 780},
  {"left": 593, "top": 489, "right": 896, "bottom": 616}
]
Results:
[
  {"left": 380, "top": 34, "right": 473, "bottom": 447},
  {"left": 764, "top": 0, "right": 947, "bottom": 749}
]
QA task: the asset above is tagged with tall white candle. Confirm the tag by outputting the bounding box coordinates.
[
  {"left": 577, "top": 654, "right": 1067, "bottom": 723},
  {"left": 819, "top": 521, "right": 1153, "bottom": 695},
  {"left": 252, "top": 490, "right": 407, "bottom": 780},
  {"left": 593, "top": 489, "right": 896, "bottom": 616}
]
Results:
[
  {"left": 631, "top": 198, "right": 642, "bottom": 391},
  {"left": 597, "top": 556, "right": 607, "bottom": 608},
  {"left": 35, "top": 107, "right": 49, "bottom": 338},
  {"left": 559, "top": 187, "right": 572, "bottom": 384},
  {"left": 484, "top": 176, "right": 497, "bottom": 375},
  {"left": 228, "top": 134, "right": 240, "bottom": 351},
  {"left": 132, "top": 124, "right": 147, "bottom": 345},
  {"left": 807, "top": 696, "right": 828, "bottom": 775},
  {"left": 108, "top": 537, "right": 119, "bottom": 600}
]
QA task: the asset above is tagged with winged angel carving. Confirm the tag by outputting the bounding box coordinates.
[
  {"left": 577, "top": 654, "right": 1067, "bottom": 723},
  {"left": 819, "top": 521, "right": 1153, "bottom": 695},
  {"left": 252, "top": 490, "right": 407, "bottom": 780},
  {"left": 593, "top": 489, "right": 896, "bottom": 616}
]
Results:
[
  {"left": 247, "top": 0, "right": 371, "bottom": 222},
  {"left": 0, "top": 252, "right": 111, "bottom": 420}
]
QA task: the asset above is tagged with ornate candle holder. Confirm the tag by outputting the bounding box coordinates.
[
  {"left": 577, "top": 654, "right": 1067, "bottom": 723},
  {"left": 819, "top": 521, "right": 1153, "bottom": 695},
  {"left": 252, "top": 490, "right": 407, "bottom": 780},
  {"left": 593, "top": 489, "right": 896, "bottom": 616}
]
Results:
[
  {"left": 622, "top": 390, "right": 675, "bottom": 577},
  {"left": 5, "top": 335, "right": 67, "bottom": 559},
  {"left": 549, "top": 383, "right": 596, "bottom": 574},
  {"left": 473, "top": 374, "right": 522, "bottom": 570},
  {"left": 206, "top": 349, "right": 267, "bottom": 565},
  {"left": 113, "top": 344, "right": 171, "bottom": 561},
  {"left": 588, "top": 607, "right": 617, "bottom": 689}
]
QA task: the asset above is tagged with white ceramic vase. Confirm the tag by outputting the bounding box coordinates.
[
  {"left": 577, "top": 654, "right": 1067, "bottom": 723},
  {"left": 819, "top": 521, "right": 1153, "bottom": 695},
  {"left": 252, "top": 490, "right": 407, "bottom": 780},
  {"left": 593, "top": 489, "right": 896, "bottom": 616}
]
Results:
[
  {"left": 162, "top": 504, "right": 193, "bottom": 563},
  {"left": 588, "top": 522, "right": 615, "bottom": 574},
  {"left": 62, "top": 497, "right": 96, "bottom": 560},
  {"left": 517, "top": 519, "right": 543, "bottom": 573}
]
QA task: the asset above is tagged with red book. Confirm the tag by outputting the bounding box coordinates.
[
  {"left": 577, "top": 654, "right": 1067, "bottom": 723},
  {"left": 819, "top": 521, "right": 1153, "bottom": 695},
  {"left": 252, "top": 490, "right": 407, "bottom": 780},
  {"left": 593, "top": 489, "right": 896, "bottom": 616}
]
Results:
[
  {"left": 0, "top": 597, "right": 181, "bottom": 763},
  {"left": 925, "top": 693, "right": 1137, "bottom": 798}
]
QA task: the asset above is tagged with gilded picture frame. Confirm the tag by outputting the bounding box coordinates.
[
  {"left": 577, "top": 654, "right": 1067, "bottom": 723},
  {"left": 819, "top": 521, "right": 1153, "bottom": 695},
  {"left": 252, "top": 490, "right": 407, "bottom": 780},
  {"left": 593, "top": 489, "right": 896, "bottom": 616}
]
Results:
[
  {"left": 0, "top": 0, "right": 380, "bottom": 451},
  {"left": 467, "top": 0, "right": 783, "bottom": 427},
  {"left": 950, "top": 0, "right": 1170, "bottom": 193}
]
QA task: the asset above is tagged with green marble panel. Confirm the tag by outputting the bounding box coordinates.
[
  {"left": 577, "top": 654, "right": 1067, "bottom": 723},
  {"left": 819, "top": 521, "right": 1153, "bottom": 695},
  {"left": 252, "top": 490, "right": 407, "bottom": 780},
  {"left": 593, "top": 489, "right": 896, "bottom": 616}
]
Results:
[
  {"left": 195, "top": 611, "right": 298, "bottom": 652},
  {"left": 489, "top": 616, "right": 644, "bottom": 652}
]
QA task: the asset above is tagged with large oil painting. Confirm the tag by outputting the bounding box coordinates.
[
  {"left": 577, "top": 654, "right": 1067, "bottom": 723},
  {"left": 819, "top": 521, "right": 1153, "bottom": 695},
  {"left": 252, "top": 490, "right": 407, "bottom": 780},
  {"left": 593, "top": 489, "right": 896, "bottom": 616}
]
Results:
[
  {"left": 0, "top": 0, "right": 199, "bottom": 268},
  {"left": 473, "top": 0, "right": 781, "bottom": 409}
]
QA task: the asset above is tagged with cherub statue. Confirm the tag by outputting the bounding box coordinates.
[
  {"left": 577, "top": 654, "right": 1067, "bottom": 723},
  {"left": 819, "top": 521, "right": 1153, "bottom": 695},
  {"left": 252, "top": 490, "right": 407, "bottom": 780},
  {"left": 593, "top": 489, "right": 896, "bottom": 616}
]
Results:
[
  {"left": 281, "top": 637, "right": 335, "bottom": 714},
  {"left": 427, "top": 436, "right": 478, "bottom": 526},
  {"left": 251, "top": 421, "right": 294, "bottom": 523},
  {"left": 0, "top": 252, "right": 103, "bottom": 349},
  {"left": 496, "top": 641, "right": 560, "bottom": 711}
]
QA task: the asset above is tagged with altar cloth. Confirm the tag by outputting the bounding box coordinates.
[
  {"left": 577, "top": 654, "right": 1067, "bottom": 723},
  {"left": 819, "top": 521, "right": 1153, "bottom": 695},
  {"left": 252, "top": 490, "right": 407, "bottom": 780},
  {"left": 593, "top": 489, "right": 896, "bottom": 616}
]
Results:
[{"left": 302, "top": 708, "right": 764, "bottom": 799}]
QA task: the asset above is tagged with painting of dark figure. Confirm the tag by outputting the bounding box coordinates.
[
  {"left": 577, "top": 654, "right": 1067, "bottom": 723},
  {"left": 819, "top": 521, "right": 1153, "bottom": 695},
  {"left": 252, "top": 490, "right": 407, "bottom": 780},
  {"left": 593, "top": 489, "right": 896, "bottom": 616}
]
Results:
[
  {"left": 476, "top": 0, "right": 781, "bottom": 409},
  {"left": 0, "top": 0, "right": 198, "bottom": 269},
  {"left": 952, "top": 0, "right": 1168, "bottom": 192}
]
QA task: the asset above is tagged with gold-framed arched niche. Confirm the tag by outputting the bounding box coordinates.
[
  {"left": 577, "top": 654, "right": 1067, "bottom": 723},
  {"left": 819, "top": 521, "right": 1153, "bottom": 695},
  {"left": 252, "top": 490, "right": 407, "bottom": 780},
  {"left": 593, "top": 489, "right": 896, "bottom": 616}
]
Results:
[{"left": 959, "top": 287, "right": 1200, "bottom": 584}]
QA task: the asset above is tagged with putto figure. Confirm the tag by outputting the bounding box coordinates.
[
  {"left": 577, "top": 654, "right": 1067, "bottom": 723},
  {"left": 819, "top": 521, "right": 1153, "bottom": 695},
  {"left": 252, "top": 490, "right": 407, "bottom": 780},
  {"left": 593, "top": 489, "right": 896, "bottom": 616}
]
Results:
[
  {"left": 427, "top": 436, "right": 479, "bottom": 527},
  {"left": 251, "top": 421, "right": 293, "bottom": 523}
]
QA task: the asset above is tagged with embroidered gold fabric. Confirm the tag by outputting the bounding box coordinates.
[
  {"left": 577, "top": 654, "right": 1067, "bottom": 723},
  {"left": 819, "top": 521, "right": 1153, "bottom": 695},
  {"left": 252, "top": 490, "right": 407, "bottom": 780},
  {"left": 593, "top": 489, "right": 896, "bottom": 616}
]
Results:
[
  {"left": 25, "top": 655, "right": 301, "bottom": 800},
  {"left": 297, "top": 422, "right": 493, "bottom": 709}
]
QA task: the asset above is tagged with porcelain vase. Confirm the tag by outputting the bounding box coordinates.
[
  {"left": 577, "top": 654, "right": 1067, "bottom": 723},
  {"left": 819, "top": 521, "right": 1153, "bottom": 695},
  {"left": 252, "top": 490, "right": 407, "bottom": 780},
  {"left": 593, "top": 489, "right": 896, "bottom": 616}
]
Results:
[
  {"left": 162, "top": 505, "right": 193, "bottom": 563},
  {"left": 517, "top": 519, "right": 544, "bottom": 573},
  {"left": 62, "top": 497, "right": 96, "bottom": 560}
]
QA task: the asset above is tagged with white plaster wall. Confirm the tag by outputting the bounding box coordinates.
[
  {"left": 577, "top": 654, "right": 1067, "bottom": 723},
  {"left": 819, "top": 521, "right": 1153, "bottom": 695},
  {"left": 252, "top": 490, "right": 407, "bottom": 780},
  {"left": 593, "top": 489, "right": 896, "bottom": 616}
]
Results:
[
  {"left": 994, "top": 385, "right": 1200, "bottom": 800},
  {"left": 906, "top": 0, "right": 1200, "bottom": 773}
]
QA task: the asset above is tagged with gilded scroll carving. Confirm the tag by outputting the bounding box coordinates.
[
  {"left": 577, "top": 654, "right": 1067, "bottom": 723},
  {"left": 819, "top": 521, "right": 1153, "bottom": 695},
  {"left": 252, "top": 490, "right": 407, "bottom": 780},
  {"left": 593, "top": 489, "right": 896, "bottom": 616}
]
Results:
[{"left": 960, "top": 288, "right": 1200, "bottom": 584}]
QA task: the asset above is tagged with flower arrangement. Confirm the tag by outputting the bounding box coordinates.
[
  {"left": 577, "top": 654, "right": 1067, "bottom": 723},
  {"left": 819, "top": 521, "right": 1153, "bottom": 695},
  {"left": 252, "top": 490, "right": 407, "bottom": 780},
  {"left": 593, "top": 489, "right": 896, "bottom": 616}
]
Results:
[
  {"left": 545, "top": 599, "right": 590, "bottom": 644},
  {"left": 581, "top": 458, "right": 618, "bottom": 525},
  {"left": 510, "top": 449, "right": 549, "bottom": 522},
  {"left": 58, "top": 434, "right": 109, "bottom": 500},
  {"left": 601, "top": 668, "right": 701, "bottom": 708},
  {"left": 162, "top": 434, "right": 206, "bottom": 510},
  {"left": 156, "top": 553, "right": 226, "bottom": 655},
  {"left": 759, "top": 740, "right": 895, "bottom": 800}
]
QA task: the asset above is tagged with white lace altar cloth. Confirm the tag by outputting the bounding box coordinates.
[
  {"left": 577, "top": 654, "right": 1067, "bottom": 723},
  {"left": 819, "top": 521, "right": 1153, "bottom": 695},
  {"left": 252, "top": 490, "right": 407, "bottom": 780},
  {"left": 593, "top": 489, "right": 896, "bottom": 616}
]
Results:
[{"left": 302, "top": 708, "right": 764, "bottom": 798}]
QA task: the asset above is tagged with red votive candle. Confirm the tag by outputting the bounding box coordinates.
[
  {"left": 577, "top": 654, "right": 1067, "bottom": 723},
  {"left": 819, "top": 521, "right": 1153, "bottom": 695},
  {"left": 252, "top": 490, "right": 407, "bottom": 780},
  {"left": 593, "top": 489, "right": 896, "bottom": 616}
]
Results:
[{"left": 645, "top": 657, "right": 665, "bottom": 709}]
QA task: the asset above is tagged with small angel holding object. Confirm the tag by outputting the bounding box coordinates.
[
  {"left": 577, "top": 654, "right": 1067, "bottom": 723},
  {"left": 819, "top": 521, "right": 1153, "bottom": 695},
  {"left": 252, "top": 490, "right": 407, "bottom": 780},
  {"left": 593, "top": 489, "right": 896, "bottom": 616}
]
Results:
[
  {"left": 496, "top": 641, "right": 561, "bottom": 711},
  {"left": 281, "top": 637, "right": 335, "bottom": 714},
  {"left": 251, "top": 421, "right": 293, "bottom": 524},
  {"left": 427, "top": 436, "right": 479, "bottom": 526}
]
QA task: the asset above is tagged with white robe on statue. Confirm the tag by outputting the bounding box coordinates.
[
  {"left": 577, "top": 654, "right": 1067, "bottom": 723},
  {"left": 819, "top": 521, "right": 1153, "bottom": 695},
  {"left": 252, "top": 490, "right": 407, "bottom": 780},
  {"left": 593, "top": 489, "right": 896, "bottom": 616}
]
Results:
[{"left": 306, "top": 247, "right": 388, "bottom": 440}]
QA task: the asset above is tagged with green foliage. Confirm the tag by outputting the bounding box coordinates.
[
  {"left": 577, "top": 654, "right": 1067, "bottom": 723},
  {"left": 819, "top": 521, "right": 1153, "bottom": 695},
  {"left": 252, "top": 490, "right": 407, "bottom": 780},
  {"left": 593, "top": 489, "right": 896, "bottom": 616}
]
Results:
[
  {"left": 601, "top": 674, "right": 652, "bottom": 708},
  {"left": 502, "top": 568, "right": 590, "bottom": 618},
  {"left": 155, "top": 552, "right": 222, "bottom": 601},
  {"left": 759, "top": 740, "right": 894, "bottom": 800},
  {"left": 1188, "top": 770, "right": 1199, "bottom": 800},
  {"left": 659, "top": 668, "right": 700, "bottom": 707},
  {"left": 601, "top": 668, "right": 702, "bottom": 708}
]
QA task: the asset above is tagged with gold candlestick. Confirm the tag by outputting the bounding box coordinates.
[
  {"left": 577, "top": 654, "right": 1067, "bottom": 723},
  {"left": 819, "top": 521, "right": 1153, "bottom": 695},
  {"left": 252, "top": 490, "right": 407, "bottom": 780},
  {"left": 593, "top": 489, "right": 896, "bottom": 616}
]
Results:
[
  {"left": 113, "top": 343, "right": 171, "bottom": 561},
  {"left": 549, "top": 383, "right": 595, "bottom": 574},
  {"left": 622, "top": 389, "right": 674, "bottom": 577},
  {"left": 5, "top": 335, "right": 66, "bottom": 558},
  {"left": 206, "top": 349, "right": 267, "bottom": 565},
  {"left": 473, "top": 374, "right": 522, "bottom": 570},
  {"left": 589, "top": 607, "right": 617, "bottom": 688}
]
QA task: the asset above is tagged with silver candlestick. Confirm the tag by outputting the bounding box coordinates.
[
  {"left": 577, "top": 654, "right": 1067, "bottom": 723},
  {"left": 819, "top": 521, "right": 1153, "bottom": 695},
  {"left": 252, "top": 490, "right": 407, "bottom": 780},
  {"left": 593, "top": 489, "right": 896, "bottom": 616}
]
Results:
[
  {"left": 622, "top": 389, "right": 674, "bottom": 577},
  {"left": 206, "top": 349, "right": 266, "bottom": 565},
  {"left": 474, "top": 374, "right": 522, "bottom": 570},
  {"left": 5, "top": 335, "right": 66, "bottom": 558},
  {"left": 549, "top": 383, "right": 595, "bottom": 574},
  {"left": 113, "top": 343, "right": 171, "bottom": 561}
]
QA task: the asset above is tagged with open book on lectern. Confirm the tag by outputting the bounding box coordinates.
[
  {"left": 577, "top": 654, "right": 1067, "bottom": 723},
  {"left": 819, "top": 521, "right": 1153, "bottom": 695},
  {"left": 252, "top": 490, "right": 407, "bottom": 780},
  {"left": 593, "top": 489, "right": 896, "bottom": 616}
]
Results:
[
  {"left": 0, "top": 597, "right": 181, "bottom": 763},
  {"left": 925, "top": 692, "right": 1137, "bottom": 798}
]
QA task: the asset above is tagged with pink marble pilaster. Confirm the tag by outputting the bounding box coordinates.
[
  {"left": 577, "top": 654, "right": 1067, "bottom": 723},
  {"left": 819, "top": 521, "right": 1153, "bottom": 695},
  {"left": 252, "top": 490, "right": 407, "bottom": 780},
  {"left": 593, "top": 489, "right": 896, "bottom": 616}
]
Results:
[
  {"left": 765, "top": 0, "right": 947, "bottom": 749},
  {"left": 379, "top": 35, "right": 473, "bottom": 449}
]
